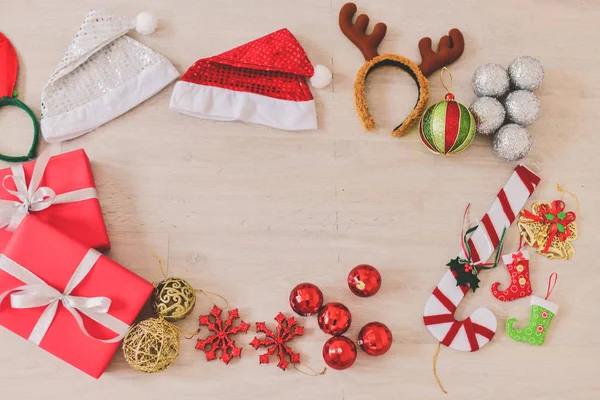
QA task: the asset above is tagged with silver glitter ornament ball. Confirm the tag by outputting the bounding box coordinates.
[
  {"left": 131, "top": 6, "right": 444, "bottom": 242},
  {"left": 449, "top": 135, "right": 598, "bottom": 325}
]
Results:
[
  {"left": 493, "top": 124, "right": 532, "bottom": 162},
  {"left": 472, "top": 63, "right": 510, "bottom": 97},
  {"left": 469, "top": 97, "right": 506, "bottom": 135},
  {"left": 508, "top": 56, "right": 544, "bottom": 91},
  {"left": 505, "top": 90, "right": 540, "bottom": 126}
]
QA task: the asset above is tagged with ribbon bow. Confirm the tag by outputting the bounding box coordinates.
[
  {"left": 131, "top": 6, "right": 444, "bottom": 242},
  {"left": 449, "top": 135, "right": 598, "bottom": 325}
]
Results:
[
  {"left": 458, "top": 224, "right": 506, "bottom": 274},
  {"left": 511, "top": 251, "right": 524, "bottom": 264},
  {"left": 521, "top": 200, "right": 576, "bottom": 254},
  {"left": 0, "top": 149, "right": 97, "bottom": 231},
  {"left": 0, "top": 250, "right": 129, "bottom": 345},
  {"left": 448, "top": 205, "right": 507, "bottom": 292}
]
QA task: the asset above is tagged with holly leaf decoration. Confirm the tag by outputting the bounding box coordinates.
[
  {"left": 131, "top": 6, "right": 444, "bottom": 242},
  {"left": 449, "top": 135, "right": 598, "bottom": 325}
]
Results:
[
  {"left": 557, "top": 223, "right": 565, "bottom": 233},
  {"left": 447, "top": 257, "right": 481, "bottom": 293},
  {"left": 558, "top": 211, "right": 566, "bottom": 220},
  {"left": 545, "top": 213, "right": 555, "bottom": 221}
]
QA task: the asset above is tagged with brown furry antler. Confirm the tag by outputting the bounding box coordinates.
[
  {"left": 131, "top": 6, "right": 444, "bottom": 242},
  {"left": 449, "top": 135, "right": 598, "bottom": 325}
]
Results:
[
  {"left": 418, "top": 29, "right": 465, "bottom": 77},
  {"left": 339, "top": 2, "right": 387, "bottom": 61}
]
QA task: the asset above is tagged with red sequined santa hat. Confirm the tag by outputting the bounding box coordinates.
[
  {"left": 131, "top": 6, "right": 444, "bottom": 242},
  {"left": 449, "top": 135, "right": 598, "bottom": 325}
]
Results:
[{"left": 169, "top": 28, "right": 332, "bottom": 131}]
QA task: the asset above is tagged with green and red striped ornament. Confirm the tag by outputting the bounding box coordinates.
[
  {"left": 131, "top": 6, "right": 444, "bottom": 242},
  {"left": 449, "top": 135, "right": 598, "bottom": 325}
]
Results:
[{"left": 419, "top": 92, "right": 476, "bottom": 156}]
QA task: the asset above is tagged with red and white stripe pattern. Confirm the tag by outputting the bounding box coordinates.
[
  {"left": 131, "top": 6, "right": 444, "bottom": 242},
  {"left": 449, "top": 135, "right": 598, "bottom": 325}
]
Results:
[{"left": 423, "top": 165, "right": 541, "bottom": 352}]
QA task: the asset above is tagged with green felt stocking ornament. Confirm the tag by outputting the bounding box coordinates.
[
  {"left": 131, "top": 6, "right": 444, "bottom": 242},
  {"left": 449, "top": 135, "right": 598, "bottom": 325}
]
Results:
[{"left": 506, "top": 273, "right": 558, "bottom": 346}]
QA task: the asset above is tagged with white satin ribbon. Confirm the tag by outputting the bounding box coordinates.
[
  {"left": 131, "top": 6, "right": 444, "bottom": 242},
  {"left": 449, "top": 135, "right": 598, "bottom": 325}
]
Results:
[
  {"left": 0, "top": 149, "right": 98, "bottom": 231},
  {"left": 0, "top": 250, "right": 130, "bottom": 345}
]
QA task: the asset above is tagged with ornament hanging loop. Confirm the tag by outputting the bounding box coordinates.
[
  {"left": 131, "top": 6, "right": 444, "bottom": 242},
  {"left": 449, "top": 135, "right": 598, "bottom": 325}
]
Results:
[
  {"left": 440, "top": 67, "right": 454, "bottom": 100},
  {"left": 163, "top": 317, "right": 201, "bottom": 339},
  {"left": 557, "top": 184, "right": 579, "bottom": 214},
  {"left": 432, "top": 342, "right": 448, "bottom": 394},
  {"left": 151, "top": 251, "right": 229, "bottom": 310},
  {"left": 545, "top": 272, "right": 558, "bottom": 300},
  {"left": 196, "top": 289, "right": 230, "bottom": 310},
  {"left": 151, "top": 250, "right": 168, "bottom": 282},
  {"left": 293, "top": 363, "right": 327, "bottom": 377}
]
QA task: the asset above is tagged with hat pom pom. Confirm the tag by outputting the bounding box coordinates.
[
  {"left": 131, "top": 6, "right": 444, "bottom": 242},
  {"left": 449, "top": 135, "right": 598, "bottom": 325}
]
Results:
[
  {"left": 310, "top": 65, "right": 332, "bottom": 89},
  {"left": 135, "top": 12, "right": 158, "bottom": 35}
]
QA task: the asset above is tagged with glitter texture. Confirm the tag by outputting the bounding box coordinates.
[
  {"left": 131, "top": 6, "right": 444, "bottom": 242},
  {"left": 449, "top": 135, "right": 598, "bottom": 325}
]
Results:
[
  {"left": 250, "top": 313, "right": 304, "bottom": 371},
  {"left": 493, "top": 124, "right": 532, "bottom": 162},
  {"left": 41, "top": 10, "right": 164, "bottom": 119},
  {"left": 180, "top": 29, "right": 314, "bottom": 102},
  {"left": 505, "top": 90, "right": 540, "bottom": 126},
  {"left": 508, "top": 56, "right": 544, "bottom": 91},
  {"left": 469, "top": 97, "right": 506, "bottom": 135},
  {"left": 472, "top": 63, "right": 510, "bottom": 97}
]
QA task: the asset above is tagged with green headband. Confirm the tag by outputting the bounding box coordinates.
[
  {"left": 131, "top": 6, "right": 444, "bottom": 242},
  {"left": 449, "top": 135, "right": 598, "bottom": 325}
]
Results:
[{"left": 0, "top": 95, "right": 39, "bottom": 162}]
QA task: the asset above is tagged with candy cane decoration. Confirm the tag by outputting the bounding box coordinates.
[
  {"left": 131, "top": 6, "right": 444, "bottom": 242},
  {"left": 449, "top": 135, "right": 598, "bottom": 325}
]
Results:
[{"left": 423, "top": 165, "right": 541, "bottom": 352}]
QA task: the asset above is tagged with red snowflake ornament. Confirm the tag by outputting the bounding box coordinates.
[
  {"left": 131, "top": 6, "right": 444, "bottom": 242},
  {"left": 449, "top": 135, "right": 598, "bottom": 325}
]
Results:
[
  {"left": 250, "top": 312, "right": 304, "bottom": 370},
  {"left": 195, "top": 305, "right": 250, "bottom": 364}
]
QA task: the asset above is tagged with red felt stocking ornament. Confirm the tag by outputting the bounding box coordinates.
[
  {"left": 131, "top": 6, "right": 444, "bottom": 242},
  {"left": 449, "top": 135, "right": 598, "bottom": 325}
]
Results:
[{"left": 492, "top": 238, "right": 533, "bottom": 302}]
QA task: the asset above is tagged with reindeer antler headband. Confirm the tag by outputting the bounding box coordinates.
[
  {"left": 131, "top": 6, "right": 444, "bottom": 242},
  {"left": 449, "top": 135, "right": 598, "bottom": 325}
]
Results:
[
  {"left": 339, "top": 3, "right": 465, "bottom": 137},
  {"left": 0, "top": 33, "right": 39, "bottom": 162}
]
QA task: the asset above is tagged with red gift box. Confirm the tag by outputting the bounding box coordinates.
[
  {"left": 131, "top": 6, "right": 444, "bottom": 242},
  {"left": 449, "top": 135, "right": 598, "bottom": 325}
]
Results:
[
  {"left": 0, "top": 216, "right": 153, "bottom": 378},
  {"left": 0, "top": 149, "right": 110, "bottom": 252}
]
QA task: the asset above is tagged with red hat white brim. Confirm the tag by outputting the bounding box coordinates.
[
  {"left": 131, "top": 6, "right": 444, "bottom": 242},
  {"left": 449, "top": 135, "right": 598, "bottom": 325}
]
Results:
[
  {"left": 43, "top": 57, "right": 178, "bottom": 142},
  {"left": 169, "top": 81, "right": 317, "bottom": 131}
]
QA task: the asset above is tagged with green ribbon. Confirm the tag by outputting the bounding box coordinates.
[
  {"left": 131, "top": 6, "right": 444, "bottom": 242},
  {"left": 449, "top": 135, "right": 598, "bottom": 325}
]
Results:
[{"left": 459, "top": 225, "right": 507, "bottom": 274}]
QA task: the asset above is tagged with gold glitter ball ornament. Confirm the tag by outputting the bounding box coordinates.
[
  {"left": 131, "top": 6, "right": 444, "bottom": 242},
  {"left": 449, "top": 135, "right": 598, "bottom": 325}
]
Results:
[
  {"left": 122, "top": 318, "right": 180, "bottom": 373},
  {"left": 152, "top": 277, "right": 196, "bottom": 322}
]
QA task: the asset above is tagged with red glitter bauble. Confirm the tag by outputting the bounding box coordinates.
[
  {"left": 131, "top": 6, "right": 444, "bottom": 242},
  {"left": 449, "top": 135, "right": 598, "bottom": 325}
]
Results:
[
  {"left": 358, "top": 322, "right": 393, "bottom": 356},
  {"left": 317, "top": 302, "right": 352, "bottom": 335},
  {"left": 289, "top": 283, "right": 324, "bottom": 316},
  {"left": 347, "top": 264, "right": 382, "bottom": 297},
  {"left": 322, "top": 336, "right": 357, "bottom": 370}
]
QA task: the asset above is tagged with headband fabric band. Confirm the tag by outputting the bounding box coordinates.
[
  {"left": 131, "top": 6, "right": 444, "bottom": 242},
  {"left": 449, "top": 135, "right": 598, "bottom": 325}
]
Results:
[
  {"left": 0, "top": 96, "right": 39, "bottom": 162},
  {"left": 354, "top": 54, "right": 430, "bottom": 137},
  {"left": 339, "top": 2, "right": 465, "bottom": 137}
]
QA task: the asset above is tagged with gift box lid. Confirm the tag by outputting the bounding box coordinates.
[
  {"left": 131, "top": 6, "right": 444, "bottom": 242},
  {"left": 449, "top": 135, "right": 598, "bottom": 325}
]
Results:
[{"left": 0, "top": 215, "right": 152, "bottom": 378}]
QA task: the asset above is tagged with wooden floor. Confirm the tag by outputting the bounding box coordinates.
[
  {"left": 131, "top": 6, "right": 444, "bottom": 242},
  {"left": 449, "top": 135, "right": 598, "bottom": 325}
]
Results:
[{"left": 1, "top": 0, "right": 598, "bottom": 399}]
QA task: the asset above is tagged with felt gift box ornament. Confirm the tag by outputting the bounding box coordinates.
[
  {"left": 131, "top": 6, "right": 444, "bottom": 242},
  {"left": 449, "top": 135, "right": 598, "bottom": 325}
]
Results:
[
  {"left": 170, "top": 28, "right": 332, "bottom": 131},
  {"left": 506, "top": 273, "right": 558, "bottom": 346},
  {"left": 40, "top": 10, "right": 179, "bottom": 143},
  {"left": 0, "top": 33, "right": 39, "bottom": 162},
  {"left": 339, "top": 2, "right": 465, "bottom": 137}
]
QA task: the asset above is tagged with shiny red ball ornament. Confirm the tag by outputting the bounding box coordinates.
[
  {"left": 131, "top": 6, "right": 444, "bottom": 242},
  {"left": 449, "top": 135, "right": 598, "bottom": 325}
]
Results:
[
  {"left": 347, "top": 264, "right": 382, "bottom": 297},
  {"left": 289, "top": 283, "right": 324, "bottom": 316},
  {"left": 317, "top": 302, "right": 352, "bottom": 335},
  {"left": 358, "top": 322, "right": 393, "bottom": 356},
  {"left": 322, "top": 336, "right": 357, "bottom": 370}
]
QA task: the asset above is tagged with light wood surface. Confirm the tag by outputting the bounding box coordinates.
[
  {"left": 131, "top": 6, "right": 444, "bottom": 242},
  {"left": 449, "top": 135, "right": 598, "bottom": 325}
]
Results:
[{"left": 0, "top": 1, "right": 598, "bottom": 399}]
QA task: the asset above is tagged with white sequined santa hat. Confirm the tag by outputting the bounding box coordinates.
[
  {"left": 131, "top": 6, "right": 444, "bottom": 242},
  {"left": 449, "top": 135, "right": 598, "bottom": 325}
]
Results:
[
  {"left": 40, "top": 10, "right": 179, "bottom": 142},
  {"left": 169, "top": 28, "right": 332, "bottom": 131}
]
